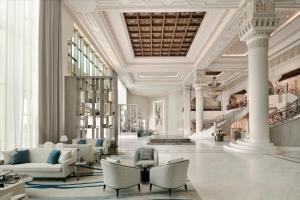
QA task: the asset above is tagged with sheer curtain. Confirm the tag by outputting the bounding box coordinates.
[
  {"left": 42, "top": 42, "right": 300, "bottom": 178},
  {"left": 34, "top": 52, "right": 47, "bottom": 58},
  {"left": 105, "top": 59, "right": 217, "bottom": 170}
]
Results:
[{"left": 0, "top": 0, "right": 40, "bottom": 150}]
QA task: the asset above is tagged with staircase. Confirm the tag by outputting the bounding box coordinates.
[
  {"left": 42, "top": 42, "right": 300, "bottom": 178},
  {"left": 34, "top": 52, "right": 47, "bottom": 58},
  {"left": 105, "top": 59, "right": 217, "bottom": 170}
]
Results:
[
  {"left": 190, "top": 106, "right": 248, "bottom": 139},
  {"left": 224, "top": 97, "right": 300, "bottom": 154}
]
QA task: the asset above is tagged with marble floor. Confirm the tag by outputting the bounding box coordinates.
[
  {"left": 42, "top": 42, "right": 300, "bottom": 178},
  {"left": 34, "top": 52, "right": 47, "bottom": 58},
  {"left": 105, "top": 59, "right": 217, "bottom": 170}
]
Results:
[{"left": 116, "top": 136, "right": 300, "bottom": 200}]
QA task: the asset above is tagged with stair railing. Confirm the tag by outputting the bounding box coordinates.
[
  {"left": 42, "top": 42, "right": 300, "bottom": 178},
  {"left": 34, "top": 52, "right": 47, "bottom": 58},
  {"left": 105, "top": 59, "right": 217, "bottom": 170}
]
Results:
[
  {"left": 269, "top": 97, "right": 300, "bottom": 127},
  {"left": 204, "top": 104, "right": 248, "bottom": 129}
]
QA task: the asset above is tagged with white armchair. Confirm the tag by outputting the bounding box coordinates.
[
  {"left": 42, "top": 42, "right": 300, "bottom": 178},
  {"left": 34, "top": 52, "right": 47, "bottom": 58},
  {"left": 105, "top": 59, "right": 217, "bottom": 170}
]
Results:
[
  {"left": 134, "top": 147, "right": 158, "bottom": 167},
  {"left": 0, "top": 182, "right": 27, "bottom": 200},
  {"left": 149, "top": 159, "right": 190, "bottom": 197},
  {"left": 101, "top": 159, "right": 141, "bottom": 197}
]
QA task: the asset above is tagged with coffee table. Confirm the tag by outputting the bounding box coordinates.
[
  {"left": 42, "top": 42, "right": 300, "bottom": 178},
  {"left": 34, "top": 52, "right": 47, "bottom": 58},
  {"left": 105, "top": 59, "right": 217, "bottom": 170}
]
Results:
[
  {"left": 75, "top": 161, "right": 88, "bottom": 180},
  {"left": 0, "top": 170, "right": 13, "bottom": 187},
  {"left": 0, "top": 171, "right": 33, "bottom": 188},
  {"left": 140, "top": 167, "right": 150, "bottom": 184},
  {"left": 97, "top": 150, "right": 111, "bottom": 163}
]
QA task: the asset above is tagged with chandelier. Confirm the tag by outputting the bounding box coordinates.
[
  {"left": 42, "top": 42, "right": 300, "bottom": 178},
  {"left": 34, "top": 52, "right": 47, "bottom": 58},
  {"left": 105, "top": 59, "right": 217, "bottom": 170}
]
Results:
[{"left": 207, "top": 76, "right": 223, "bottom": 99}]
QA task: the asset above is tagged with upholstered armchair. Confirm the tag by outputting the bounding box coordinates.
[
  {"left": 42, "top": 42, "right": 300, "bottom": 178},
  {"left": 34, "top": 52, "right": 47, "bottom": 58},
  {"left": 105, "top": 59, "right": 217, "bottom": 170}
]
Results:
[
  {"left": 0, "top": 182, "right": 28, "bottom": 200},
  {"left": 134, "top": 147, "right": 158, "bottom": 167},
  {"left": 101, "top": 159, "right": 141, "bottom": 197},
  {"left": 149, "top": 159, "right": 190, "bottom": 196}
]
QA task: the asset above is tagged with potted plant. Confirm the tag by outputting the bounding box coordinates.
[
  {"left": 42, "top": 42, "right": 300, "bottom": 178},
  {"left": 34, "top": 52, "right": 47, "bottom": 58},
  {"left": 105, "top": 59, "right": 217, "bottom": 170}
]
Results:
[{"left": 214, "top": 129, "right": 225, "bottom": 142}]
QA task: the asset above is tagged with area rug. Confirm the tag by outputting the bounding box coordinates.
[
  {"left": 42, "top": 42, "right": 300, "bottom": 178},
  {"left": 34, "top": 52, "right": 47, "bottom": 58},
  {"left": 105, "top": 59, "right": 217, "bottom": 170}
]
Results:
[{"left": 26, "top": 165, "right": 201, "bottom": 200}]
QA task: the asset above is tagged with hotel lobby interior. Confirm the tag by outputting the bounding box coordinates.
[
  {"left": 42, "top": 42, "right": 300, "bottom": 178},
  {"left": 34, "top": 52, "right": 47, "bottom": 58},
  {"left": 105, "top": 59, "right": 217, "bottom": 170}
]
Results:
[{"left": 1, "top": 0, "right": 300, "bottom": 199}]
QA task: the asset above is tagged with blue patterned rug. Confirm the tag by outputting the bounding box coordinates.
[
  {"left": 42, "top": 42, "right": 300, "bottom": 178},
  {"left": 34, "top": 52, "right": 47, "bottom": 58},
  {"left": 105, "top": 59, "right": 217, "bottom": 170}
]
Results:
[{"left": 26, "top": 164, "right": 201, "bottom": 200}]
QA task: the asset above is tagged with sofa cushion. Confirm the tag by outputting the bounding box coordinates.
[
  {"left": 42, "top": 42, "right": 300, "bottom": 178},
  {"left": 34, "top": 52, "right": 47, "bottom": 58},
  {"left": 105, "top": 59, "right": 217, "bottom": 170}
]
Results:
[
  {"left": 95, "top": 139, "right": 104, "bottom": 147},
  {"left": 1, "top": 149, "right": 16, "bottom": 165},
  {"left": 47, "top": 150, "right": 61, "bottom": 164},
  {"left": 0, "top": 163, "right": 62, "bottom": 172},
  {"left": 139, "top": 148, "right": 154, "bottom": 160},
  {"left": 29, "top": 148, "right": 55, "bottom": 163},
  {"left": 10, "top": 150, "right": 29, "bottom": 165},
  {"left": 77, "top": 139, "right": 86, "bottom": 144},
  {"left": 58, "top": 150, "right": 71, "bottom": 164}
]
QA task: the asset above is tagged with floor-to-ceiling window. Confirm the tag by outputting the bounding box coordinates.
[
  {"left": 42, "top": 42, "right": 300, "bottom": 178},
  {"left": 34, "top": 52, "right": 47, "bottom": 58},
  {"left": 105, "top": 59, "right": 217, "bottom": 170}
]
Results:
[
  {"left": 0, "top": 0, "right": 40, "bottom": 150},
  {"left": 68, "top": 29, "right": 112, "bottom": 77}
]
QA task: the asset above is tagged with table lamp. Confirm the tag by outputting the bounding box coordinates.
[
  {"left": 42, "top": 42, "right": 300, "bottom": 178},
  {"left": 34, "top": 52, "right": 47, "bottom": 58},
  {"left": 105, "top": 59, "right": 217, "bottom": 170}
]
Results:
[{"left": 60, "top": 135, "right": 68, "bottom": 144}]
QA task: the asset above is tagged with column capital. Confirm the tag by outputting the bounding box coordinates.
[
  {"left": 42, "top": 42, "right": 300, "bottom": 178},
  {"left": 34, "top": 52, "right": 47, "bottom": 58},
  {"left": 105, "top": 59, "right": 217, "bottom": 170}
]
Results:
[
  {"left": 239, "top": 0, "right": 279, "bottom": 42},
  {"left": 184, "top": 85, "right": 191, "bottom": 90},
  {"left": 193, "top": 70, "right": 208, "bottom": 89}
]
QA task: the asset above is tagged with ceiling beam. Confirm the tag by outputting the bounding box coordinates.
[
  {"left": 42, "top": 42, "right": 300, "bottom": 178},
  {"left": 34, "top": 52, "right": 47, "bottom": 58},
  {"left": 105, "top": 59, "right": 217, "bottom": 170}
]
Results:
[
  {"left": 177, "top": 13, "right": 193, "bottom": 56},
  {"left": 160, "top": 13, "right": 166, "bottom": 56},
  {"left": 168, "top": 13, "right": 180, "bottom": 56},
  {"left": 136, "top": 13, "right": 144, "bottom": 56}
]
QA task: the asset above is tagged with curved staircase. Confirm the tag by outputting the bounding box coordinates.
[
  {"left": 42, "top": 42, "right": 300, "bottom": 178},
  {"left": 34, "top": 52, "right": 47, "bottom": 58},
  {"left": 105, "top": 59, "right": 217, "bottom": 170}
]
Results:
[
  {"left": 190, "top": 106, "right": 248, "bottom": 140},
  {"left": 224, "top": 97, "right": 300, "bottom": 153}
]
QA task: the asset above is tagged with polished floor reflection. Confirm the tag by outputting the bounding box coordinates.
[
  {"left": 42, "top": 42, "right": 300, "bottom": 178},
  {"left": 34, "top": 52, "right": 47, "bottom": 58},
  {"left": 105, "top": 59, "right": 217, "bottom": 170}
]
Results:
[{"left": 117, "top": 137, "right": 300, "bottom": 200}]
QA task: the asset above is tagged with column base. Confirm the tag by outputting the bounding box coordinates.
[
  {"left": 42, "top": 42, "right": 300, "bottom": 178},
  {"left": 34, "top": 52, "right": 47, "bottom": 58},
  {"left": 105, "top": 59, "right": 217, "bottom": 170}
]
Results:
[{"left": 224, "top": 138, "right": 280, "bottom": 154}]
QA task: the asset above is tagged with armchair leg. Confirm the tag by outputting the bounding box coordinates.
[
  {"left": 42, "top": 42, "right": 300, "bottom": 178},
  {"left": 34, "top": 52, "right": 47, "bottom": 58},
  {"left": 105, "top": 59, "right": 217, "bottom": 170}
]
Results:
[
  {"left": 168, "top": 189, "right": 172, "bottom": 197},
  {"left": 138, "top": 184, "right": 140, "bottom": 192},
  {"left": 103, "top": 184, "right": 106, "bottom": 191},
  {"left": 116, "top": 189, "right": 119, "bottom": 197},
  {"left": 184, "top": 184, "right": 188, "bottom": 192},
  {"left": 149, "top": 184, "right": 152, "bottom": 192}
]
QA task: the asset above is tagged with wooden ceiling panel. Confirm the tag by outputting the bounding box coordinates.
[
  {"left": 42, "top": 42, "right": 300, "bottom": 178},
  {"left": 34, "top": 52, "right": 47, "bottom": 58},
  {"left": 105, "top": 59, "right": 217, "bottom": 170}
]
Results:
[{"left": 124, "top": 12, "right": 205, "bottom": 57}]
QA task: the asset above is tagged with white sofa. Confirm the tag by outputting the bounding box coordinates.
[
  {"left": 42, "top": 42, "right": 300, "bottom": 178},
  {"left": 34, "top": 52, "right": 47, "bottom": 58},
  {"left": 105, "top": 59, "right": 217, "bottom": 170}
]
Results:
[
  {"left": 72, "top": 138, "right": 109, "bottom": 152},
  {"left": 101, "top": 159, "right": 140, "bottom": 197},
  {"left": 0, "top": 148, "right": 77, "bottom": 180},
  {"left": 63, "top": 138, "right": 109, "bottom": 163},
  {"left": 149, "top": 159, "right": 190, "bottom": 196}
]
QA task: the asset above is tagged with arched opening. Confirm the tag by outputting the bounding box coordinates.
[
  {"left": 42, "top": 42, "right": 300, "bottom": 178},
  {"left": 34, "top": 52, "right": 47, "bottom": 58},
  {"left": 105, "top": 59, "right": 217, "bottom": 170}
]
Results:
[
  {"left": 277, "top": 68, "right": 300, "bottom": 96},
  {"left": 227, "top": 90, "right": 247, "bottom": 110}
]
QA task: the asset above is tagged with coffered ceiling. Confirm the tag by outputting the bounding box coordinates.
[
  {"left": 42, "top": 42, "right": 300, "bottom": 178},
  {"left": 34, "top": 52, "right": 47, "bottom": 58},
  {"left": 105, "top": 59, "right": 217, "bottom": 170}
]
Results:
[
  {"left": 124, "top": 12, "right": 205, "bottom": 57},
  {"left": 65, "top": 0, "right": 300, "bottom": 97}
]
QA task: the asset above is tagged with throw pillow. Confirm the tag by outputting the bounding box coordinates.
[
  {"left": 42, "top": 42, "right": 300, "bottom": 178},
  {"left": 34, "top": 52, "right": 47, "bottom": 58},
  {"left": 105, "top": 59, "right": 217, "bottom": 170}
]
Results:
[
  {"left": 47, "top": 149, "right": 61, "bottom": 164},
  {"left": 106, "top": 157, "right": 120, "bottom": 164},
  {"left": 139, "top": 148, "right": 154, "bottom": 160},
  {"left": 77, "top": 139, "right": 86, "bottom": 144},
  {"left": 1, "top": 149, "right": 16, "bottom": 165},
  {"left": 167, "top": 158, "right": 184, "bottom": 164},
  {"left": 10, "top": 149, "right": 30, "bottom": 165},
  {"left": 58, "top": 150, "right": 71, "bottom": 164},
  {"left": 95, "top": 139, "right": 104, "bottom": 147}
]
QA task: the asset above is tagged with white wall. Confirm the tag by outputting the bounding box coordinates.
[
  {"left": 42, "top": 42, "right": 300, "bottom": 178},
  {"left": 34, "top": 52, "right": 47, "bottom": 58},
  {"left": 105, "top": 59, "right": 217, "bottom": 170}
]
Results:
[
  {"left": 166, "top": 91, "right": 184, "bottom": 134},
  {"left": 149, "top": 91, "right": 184, "bottom": 135},
  {"left": 127, "top": 93, "right": 151, "bottom": 130},
  {"left": 118, "top": 79, "right": 127, "bottom": 104}
]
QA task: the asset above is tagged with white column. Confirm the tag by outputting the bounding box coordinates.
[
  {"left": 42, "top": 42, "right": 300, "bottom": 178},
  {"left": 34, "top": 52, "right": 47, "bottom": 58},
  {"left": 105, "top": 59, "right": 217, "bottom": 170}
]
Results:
[
  {"left": 240, "top": 0, "right": 279, "bottom": 145},
  {"left": 194, "top": 86, "right": 204, "bottom": 133},
  {"left": 193, "top": 70, "right": 207, "bottom": 133},
  {"left": 246, "top": 36, "right": 270, "bottom": 143},
  {"left": 183, "top": 85, "right": 191, "bottom": 135}
]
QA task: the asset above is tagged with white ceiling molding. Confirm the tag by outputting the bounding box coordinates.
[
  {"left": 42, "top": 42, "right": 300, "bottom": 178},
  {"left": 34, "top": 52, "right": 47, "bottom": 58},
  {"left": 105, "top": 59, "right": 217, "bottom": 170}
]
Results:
[
  {"left": 123, "top": 63, "right": 194, "bottom": 72},
  {"left": 67, "top": 0, "right": 300, "bottom": 12},
  {"left": 104, "top": 10, "right": 227, "bottom": 65},
  {"left": 275, "top": 0, "right": 300, "bottom": 8},
  {"left": 194, "top": 8, "right": 242, "bottom": 68},
  {"left": 65, "top": 0, "right": 300, "bottom": 97}
]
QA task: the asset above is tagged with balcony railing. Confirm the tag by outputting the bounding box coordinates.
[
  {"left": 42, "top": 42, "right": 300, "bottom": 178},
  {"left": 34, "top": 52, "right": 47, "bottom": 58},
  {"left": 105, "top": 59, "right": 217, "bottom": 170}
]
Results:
[{"left": 269, "top": 97, "right": 300, "bottom": 127}]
